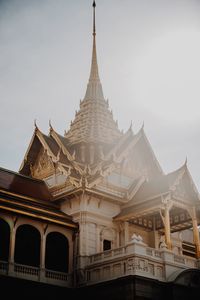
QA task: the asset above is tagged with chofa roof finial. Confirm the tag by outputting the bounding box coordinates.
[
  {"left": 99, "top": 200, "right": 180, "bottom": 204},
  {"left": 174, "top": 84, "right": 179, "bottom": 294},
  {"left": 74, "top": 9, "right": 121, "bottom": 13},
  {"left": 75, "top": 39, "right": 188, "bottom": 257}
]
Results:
[
  {"left": 184, "top": 156, "right": 187, "bottom": 166},
  {"left": 34, "top": 119, "right": 38, "bottom": 130}
]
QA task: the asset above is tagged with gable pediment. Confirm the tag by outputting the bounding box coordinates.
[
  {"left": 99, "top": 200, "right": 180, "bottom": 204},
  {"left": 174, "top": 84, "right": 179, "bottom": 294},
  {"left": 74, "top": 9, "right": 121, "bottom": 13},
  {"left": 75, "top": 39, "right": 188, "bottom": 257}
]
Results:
[
  {"left": 31, "top": 148, "right": 55, "bottom": 179},
  {"left": 171, "top": 171, "right": 199, "bottom": 204}
]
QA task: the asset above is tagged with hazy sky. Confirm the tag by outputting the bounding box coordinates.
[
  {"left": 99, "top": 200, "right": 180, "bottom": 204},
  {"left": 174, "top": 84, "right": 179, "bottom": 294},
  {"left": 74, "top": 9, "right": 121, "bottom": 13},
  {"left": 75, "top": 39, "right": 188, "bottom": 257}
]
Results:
[{"left": 1, "top": 0, "right": 200, "bottom": 190}]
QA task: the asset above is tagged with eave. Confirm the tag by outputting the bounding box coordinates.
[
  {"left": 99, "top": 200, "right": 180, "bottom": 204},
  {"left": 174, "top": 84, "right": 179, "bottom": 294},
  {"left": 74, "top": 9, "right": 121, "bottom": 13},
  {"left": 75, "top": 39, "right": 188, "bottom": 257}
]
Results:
[
  {"left": 0, "top": 205, "right": 77, "bottom": 228},
  {"left": 0, "top": 190, "right": 77, "bottom": 229}
]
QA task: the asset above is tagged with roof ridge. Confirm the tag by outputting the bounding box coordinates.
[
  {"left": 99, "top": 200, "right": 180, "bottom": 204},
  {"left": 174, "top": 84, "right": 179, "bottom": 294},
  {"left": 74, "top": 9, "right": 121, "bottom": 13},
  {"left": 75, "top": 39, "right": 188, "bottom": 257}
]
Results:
[{"left": 166, "top": 161, "right": 187, "bottom": 177}]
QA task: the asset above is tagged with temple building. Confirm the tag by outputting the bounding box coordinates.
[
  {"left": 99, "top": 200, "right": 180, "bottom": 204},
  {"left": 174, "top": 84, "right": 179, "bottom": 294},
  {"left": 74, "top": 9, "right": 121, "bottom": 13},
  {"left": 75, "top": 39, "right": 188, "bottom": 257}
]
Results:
[{"left": 0, "top": 2, "right": 200, "bottom": 299}]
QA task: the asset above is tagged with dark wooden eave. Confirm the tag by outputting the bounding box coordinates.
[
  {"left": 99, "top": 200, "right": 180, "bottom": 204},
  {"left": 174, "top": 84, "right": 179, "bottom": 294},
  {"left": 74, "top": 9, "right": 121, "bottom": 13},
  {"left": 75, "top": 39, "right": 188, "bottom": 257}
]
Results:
[
  {"left": 0, "top": 167, "right": 77, "bottom": 229},
  {"left": 0, "top": 166, "right": 53, "bottom": 201}
]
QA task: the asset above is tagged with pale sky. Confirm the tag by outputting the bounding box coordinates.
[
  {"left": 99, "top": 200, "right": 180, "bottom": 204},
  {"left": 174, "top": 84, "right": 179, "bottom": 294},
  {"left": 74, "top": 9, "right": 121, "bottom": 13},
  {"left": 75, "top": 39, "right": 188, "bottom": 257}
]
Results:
[{"left": 1, "top": 0, "right": 200, "bottom": 190}]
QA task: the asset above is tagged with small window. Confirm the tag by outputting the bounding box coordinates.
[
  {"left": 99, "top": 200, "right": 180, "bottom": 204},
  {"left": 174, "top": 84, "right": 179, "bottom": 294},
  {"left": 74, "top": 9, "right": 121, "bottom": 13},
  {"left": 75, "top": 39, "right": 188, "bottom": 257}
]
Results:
[{"left": 103, "top": 239, "right": 111, "bottom": 251}]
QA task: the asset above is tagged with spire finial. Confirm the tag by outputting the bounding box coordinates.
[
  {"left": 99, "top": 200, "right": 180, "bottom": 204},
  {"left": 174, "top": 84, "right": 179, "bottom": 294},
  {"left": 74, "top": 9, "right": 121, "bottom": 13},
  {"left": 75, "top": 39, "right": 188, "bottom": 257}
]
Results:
[
  {"left": 129, "top": 120, "right": 133, "bottom": 131},
  {"left": 34, "top": 119, "right": 38, "bottom": 129},
  {"left": 93, "top": 1, "right": 96, "bottom": 36},
  {"left": 83, "top": 0, "right": 104, "bottom": 100},
  {"left": 49, "top": 119, "right": 53, "bottom": 132},
  {"left": 184, "top": 156, "right": 187, "bottom": 166},
  {"left": 142, "top": 121, "right": 144, "bottom": 129}
]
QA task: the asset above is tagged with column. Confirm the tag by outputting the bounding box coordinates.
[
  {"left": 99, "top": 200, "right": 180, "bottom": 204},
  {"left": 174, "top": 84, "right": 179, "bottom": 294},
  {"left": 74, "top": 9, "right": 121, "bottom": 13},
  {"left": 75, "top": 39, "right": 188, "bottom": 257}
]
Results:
[
  {"left": 68, "top": 236, "right": 74, "bottom": 274},
  {"left": 96, "top": 224, "right": 101, "bottom": 253},
  {"left": 124, "top": 221, "right": 129, "bottom": 245},
  {"left": 8, "top": 227, "right": 16, "bottom": 275},
  {"left": 40, "top": 233, "right": 46, "bottom": 281},
  {"left": 164, "top": 205, "right": 172, "bottom": 250},
  {"left": 116, "top": 229, "right": 120, "bottom": 248},
  {"left": 79, "top": 220, "right": 87, "bottom": 256},
  {"left": 191, "top": 208, "right": 200, "bottom": 258}
]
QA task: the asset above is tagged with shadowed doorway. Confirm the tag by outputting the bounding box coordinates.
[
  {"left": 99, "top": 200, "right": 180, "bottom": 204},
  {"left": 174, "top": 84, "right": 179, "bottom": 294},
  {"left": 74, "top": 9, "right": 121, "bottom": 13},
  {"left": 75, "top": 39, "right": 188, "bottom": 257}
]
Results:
[
  {"left": 45, "top": 232, "right": 69, "bottom": 273},
  {"left": 14, "top": 224, "right": 41, "bottom": 267}
]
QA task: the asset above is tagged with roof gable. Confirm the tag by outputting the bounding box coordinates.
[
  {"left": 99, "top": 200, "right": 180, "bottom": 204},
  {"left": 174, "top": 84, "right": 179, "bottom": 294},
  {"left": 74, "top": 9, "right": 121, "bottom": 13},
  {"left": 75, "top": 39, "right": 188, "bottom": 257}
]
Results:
[
  {"left": 131, "top": 163, "right": 199, "bottom": 204},
  {"left": 170, "top": 165, "right": 200, "bottom": 204}
]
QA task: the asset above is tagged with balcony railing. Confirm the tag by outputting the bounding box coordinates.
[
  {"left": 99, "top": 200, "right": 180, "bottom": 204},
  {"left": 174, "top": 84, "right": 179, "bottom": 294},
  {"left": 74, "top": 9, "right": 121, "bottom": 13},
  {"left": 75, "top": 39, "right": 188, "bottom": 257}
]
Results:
[
  {"left": 1, "top": 242, "right": 199, "bottom": 288},
  {"left": 0, "top": 261, "right": 72, "bottom": 287},
  {"left": 85, "top": 241, "right": 199, "bottom": 285}
]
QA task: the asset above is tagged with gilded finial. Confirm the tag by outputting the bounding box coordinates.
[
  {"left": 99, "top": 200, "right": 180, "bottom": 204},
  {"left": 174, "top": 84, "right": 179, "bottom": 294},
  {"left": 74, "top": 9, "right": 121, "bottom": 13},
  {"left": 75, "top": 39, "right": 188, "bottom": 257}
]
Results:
[
  {"left": 184, "top": 156, "right": 187, "bottom": 166},
  {"left": 34, "top": 119, "right": 38, "bottom": 129},
  {"left": 138, "top": 121, "right": 145, "bottom": 135},
  {"left": 93, "top": 1, "right": 96, "bottom": 36},
  {"left": 49, "top": 119, "right": 53, "bottom": 132},
  {"left": 142, "top": 121, "right": 144, "bottom": 129}
]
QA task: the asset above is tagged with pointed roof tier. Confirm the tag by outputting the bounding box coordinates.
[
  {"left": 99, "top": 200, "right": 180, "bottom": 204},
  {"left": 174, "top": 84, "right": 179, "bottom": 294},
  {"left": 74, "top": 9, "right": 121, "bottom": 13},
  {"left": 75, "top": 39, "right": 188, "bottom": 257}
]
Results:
[
  {"left": 84, "top": 1, "right": 103, "bottom": 101},
  {"left": 131, "top": 160, "right": 199, "bottom": 205},
  {"left": 19, "top": 3, "right": 164, "bottom": 197},
  {"left": 115, "top": 161, "right": 200, "bottom": 222},
  {"left": 65, "top": 2, "right": 122, "bottom": 145}
]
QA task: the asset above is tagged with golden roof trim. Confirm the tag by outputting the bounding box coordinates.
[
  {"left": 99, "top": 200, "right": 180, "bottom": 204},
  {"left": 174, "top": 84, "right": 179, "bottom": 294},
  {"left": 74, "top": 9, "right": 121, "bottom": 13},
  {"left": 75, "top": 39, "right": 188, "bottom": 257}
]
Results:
[
  {"left": 0, "top": 188, "right": 52, "bottom": 205},
  {"left": 0, "top": 205, "right": 77, "bottom": 228},
  {"left": 0, "top": 197, "right": 69, "bottom": 219}
]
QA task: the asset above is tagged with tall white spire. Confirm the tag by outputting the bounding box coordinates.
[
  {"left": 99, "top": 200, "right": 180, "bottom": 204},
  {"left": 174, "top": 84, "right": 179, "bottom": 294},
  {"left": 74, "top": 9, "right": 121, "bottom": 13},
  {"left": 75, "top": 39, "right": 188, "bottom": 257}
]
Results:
[
  {"left": 65, "top": 1, "right": 121, "bottom": 144},
  {"left": 84, "top": 1, "right": 104, "bottom": 100}
]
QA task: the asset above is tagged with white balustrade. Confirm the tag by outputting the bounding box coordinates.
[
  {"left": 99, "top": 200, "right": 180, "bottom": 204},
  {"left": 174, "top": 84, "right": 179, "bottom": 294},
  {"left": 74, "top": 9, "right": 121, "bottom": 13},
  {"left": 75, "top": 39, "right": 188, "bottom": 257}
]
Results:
[
  {"left": 0, "top": 260, "right": 71, "bottom": 287},
  {"left": 14, "top": 263, "right": 39, "bottom": 276},
  {"left": 45, "top": 269, "right": 69, "bottom": 281},
  {"left": 0, "top": 242, "right": 198, "bottom": 287},
  {"left": 86, "top": 241, "right": 199, "bottom": 285}
]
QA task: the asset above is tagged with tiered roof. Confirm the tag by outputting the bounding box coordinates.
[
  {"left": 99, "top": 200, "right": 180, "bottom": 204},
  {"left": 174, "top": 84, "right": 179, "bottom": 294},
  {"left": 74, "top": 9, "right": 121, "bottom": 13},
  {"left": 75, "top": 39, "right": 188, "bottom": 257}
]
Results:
[
  {"left": 18, "top": 2, "right": 200, "bottom": 235},
  {"left": 19, "top": 3, "right": 162, "bottom": 192},
  {"left": 65, "top": 2, "right": 121, "bottom": 145}
]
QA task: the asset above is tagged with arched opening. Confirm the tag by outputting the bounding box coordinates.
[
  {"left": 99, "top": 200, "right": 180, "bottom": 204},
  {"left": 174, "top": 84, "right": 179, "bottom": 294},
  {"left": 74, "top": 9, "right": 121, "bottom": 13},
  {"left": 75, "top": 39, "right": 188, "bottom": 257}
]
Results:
[
  {"left": 45, "top": 232, "right": 69, "bottom": 273},
  {"left": 170, "top": 269, "right": 200, "bottom": 299},
  {"left": 14, "top": 224, "right": 40, "bottom": 267},
  {"left": 173, "top": 268, "right": 200, "bottom": 287},
  {"left": 0, "top": 218, "right": 10, "bottom": 261}
]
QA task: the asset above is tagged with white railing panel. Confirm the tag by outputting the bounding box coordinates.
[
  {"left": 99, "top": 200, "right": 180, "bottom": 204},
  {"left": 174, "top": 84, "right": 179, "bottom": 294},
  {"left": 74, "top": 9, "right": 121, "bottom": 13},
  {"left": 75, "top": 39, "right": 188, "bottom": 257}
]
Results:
[{"left": 0, "top": 261, "right": 71, "bottom": 287}]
